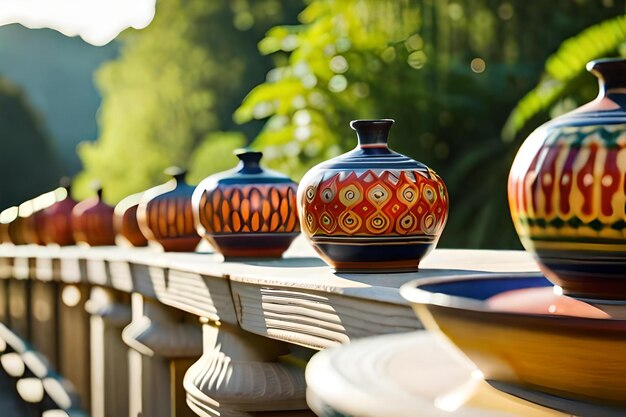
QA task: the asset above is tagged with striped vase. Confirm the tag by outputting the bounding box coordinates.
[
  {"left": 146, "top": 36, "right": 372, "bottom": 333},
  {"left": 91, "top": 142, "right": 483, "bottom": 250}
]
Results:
[{"left": 509, "top": 58, "right": 626, "bottom": 300}]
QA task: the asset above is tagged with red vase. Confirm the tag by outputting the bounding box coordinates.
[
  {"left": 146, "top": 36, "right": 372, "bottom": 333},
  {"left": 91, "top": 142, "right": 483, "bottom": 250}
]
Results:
[
  {"left": 72, "top": 186, "right": 115, "bottom": 246},
  {"left": 114, "top": 191, "right": 148, "bottom": 247},
  {"left": 40, "top": 179, "right": 77, "bottom": 246},
  {"left": 298, "top": 119, "right": 449, "bottom": 272},
  {"left": 192, "top": 150, "right": 300, "bottom": 258},
  {"left": 137, "top": 167, "right": 200, "bottom": 252}
]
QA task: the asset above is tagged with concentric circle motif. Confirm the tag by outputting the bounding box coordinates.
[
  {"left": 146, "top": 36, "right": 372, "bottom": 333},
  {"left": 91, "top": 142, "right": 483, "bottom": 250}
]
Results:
[
  {"left": 367, "top": 184, "right": 390, "bottom": 207},
  {"left": 396, "top": 212, "right": 417, "bottom": 233},
  {"left": 299, "top": 169, "right": 448, "bottom": 238},
  {"left": 338, "top": 211, "right": 362, "bottom": 234},
  {"left": 339, "top": 184, "right": 362, "bottom": 207},
  {"left": 305, "top": 186, "right": 316, "bottom": 202},
  {"left": 423, "top": 185, "right": 436, "bottom": 204},
  {"left": 366, "top": 212, "right": 390, "bottom": 234},
  {"left": 421, "top": 213, "right": 437, "bottom": 234},
  {"left": 319, "top": 212, "right": 336, "bottom": 233}
]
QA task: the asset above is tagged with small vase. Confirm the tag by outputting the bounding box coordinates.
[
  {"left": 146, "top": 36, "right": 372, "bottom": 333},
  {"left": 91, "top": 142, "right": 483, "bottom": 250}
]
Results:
[
  {"left": 0, "top": 206, "right": 21, "bottom": 244},
  {"left": 298, "top": 119, "right": 449, "bottom": 272},
  {"left": 137, "top": 167, "right": 200, "bottom": 252},
  {"left": 41, "top": 178, "right": 77, "bottom": 246},
  {"left": 72, "top": 185, "right": 116, "bottom": 246},
  {"left": 509, "top": 58, "right": 626, "bottom": 300},
  {"left": 192, "top": 150, "right": 300, "bottom": 258},
  {"left": 114, "top": 191, "right": 148, "bottom": 247}
]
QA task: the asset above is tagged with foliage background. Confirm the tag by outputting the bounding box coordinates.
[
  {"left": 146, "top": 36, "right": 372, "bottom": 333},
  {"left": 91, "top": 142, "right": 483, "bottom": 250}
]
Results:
[{"left": 3, "top": 0, "right": 626, "bottom": 249}]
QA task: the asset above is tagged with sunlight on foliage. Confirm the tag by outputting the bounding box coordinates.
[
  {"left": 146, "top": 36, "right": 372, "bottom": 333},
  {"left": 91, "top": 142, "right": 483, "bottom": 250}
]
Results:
[{"left": 503, "top": 14, "right": 626, "bottom": 143}]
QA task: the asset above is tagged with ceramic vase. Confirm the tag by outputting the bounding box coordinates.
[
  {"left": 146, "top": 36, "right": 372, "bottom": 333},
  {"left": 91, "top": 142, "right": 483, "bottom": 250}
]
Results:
[
  {"left": 72, "top": 185, "right": 116, "bottom": 246},
  {"left": 298, "top": 119, "right": 448, "bottom": 272},
  {"left": 192, "top": 150, "right": 300, "bottom": 258},
  {"left": 114, "top": 191, "right": 148, "bottom": 247},
  {"left": 0, "top": 207, "right": 21, "bottom": 244},
  {"left": 509, "top": 58, "right": 626, "bottom": 300},
  {"left": 40, "top": 178, "right": 77, "bottom": 246},
  {"left": 137, "top": 167, "right": 200, "bottom": 252}
]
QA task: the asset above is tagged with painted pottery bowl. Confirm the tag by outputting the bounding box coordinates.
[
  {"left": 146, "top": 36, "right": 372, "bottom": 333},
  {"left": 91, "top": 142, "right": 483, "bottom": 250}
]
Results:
[
  {"left": 137, "top": 167, "right": 200, "bottom": 252},
  {"left": 40, "top": 178, "right": 77, "bottom": 246},
  {"left": 114, "top": 191, "right": 148, "bottom": 247},
  {"left": 401, "top": 274, "right": 626, "bottom": 408},
  {"left": 192, "top": 150, "right": 300, "bottom": 258},
  {"left": 298, "top": 119, "right": 448, "bottom": 272},
  {"left": 509, "top": 58, "right": 626, "bottom": 300},
  {"left": 72, "top": 185, "right": 116, "bottom": 246}
]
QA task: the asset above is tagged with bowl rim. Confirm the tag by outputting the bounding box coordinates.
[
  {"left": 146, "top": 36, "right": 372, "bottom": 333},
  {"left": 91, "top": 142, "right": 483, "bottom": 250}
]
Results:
[{"left": 399, "top": 273, "right": 626, "bottom": 328}]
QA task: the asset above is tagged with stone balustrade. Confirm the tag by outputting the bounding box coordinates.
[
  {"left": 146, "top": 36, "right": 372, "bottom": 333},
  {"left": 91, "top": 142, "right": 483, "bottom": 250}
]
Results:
[{"left": 0, "top": 237, "right": 539, "bottom": 416}]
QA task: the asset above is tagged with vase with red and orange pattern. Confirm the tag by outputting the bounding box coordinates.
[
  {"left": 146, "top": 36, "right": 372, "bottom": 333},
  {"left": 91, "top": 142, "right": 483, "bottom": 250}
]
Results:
[
  {"left": 298, "top": 119, "right": 448, "bottom": 273},
  {"left": 192, "top": 150, "right": 300, "bottom": 258},
  {"left": 509, "top": 58, "right": 626, "bottom": 300}
]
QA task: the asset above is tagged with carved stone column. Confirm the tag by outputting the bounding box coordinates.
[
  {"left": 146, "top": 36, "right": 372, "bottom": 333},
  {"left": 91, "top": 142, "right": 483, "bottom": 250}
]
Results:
[
  {"left": 30, "top": 281, "right": 60, "bottom": 368},
  {"left": 8, "top": 278, "right": 31, "bottom": 340},
  {"left": 184, "top": 320, "right": 309, "bottom": 417},
  {"left": 58, "top": 283, "right": 91, "bottom": 410},
  {"left": 123, "top": 293, "right": 202, "bottom": 417},
  {"left": 85, "top": 286, "right": 131, "bottom": 417}
]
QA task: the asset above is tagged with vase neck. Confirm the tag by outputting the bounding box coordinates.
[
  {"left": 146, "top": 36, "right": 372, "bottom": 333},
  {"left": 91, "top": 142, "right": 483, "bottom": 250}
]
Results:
[
  {"left": 588, "top": 58, "right": 626, "bottom": 95},
  {"left": 236, "top": 151, "right": 263, "bottom": 174},
  {"left": 350, "top": 119, "right": 394, "bottom": 149},
  {"left": 165, "top": 166, "right": 187, "bottom": 184}
]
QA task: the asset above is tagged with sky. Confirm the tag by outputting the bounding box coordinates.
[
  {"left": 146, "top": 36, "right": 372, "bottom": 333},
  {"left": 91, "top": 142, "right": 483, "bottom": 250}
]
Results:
[{"left": 0, "top": 0, "right": 156, "bottom": 45}]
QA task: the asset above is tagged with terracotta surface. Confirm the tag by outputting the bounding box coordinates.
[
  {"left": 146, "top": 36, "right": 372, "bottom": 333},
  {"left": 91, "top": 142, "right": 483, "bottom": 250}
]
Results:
[
  {"left": 114, "top": 191, "right": 148, "bottom": 247},
  {"left": 509, "top": 58, "right": 626, "bottom": 300},
  {"left": 298, "top": 119, "right": 448, "bottom": 272},
  {"left": 72, "top": 187, "right": 115, "bottom": 246},
  {"left": 40, "top": 181, "right": 77, "bottom": 246},
  {"left": 192, "top": 150, "right": 299, "bottom": 258},
  {"left": 137, "top": 168, "right": 200, "bottom": 252}
]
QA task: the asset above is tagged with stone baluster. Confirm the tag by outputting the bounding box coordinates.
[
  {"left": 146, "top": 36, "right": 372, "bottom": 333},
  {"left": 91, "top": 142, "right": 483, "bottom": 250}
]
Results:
[
  {"left": 184, "top": 320, "right": 311, "bottom": 417},
  {"left": 30, "top": 281, "right": 60, "bottom": 368},
  {"left": 123, "top": 293, "right": 202, "bottom": 417},
  {"left": 85, "top": 286, "right": 132, "bottom": 417},
  {"left": 58, "top": 283, "right": 91, "bottom": 410}
]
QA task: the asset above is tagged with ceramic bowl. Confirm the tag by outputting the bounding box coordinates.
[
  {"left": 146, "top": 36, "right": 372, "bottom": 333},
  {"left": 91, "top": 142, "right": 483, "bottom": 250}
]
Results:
[{"left": 400, "top": 274, "right": 626, "bottom": 409}]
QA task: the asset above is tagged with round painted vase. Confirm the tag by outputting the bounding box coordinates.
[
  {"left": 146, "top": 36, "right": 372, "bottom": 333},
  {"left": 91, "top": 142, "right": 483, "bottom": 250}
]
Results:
[
  {"left": 40, "top": 179, "right": 77, "bottom": 246},
  {"left": 298, "top": 119, "right": 449, "bottom": 272},
  {"left": 114, "top": 191, "right": 148, "bottom": 247},
  {"left": 137, "top": 167, "right": 200, "bottom": 252},
  {"left": 509, "top": 58, "right": 626, "bottom": 300},
  {"left": 72, "top": 185, "right": 116, "bottom": 246},
  {"left": 192, "top": 150, "right": 300, "bottom": 258}
]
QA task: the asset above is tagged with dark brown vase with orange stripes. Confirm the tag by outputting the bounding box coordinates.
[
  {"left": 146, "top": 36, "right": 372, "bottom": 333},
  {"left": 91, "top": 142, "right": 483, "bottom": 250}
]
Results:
[
  {"left": 192, "top": 150, "right": 300, "bottom": 258},
  {"left": 137, "top": 167, "right": 200, "bottom": 252},
  {"left": 72, "top": 185, "right": 116, "bottom": 246}
]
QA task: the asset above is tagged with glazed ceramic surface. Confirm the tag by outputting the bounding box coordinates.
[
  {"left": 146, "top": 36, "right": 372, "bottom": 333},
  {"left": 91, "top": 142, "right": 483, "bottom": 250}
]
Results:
[
  {"left": 401, "top": 274, "right": 626, "bottom": 408},
  {"left": 137, "top": 167, "right": 200, "bottom": 252},
  {"left": 509, "top": 58, "right": 626, "bottom": 300},
  {"left": 114, "top": 191, "right": 148, "bottom": 247},
  {"left": 298, "top": 119, "right": 448, "bottom": 272},
  {"left": 40, "top": 180, "right": 77, "bottom": 246},
  {"left": 192, "top": 151, "right": 299, "bottom": 258},
  {"left": 72, "top": 186, "right": 115, "bottom": 246}
]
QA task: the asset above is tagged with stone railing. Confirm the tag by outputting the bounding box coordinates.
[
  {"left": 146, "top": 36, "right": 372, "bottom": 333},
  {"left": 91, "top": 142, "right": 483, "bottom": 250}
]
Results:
[{"left": 0, "top": 238, "right": 538, "bottom": 416}]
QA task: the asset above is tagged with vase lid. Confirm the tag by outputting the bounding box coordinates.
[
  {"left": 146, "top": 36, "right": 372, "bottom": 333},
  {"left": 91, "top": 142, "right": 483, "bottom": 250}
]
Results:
[{"left": 201, "top": 149, "right": 295, "bottom": 187}]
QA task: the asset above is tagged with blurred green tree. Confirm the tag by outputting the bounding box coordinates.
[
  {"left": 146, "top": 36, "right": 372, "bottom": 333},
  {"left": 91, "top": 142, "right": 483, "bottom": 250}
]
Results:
[
  {"left": 0, "top": 78, "right": 63, "bottom": 209},
  {"left": 75, "top": 0, "right": 303, "bottom": 202},
  {"left": 236, "top": 0, "right": 626, "bottom": 248}
]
